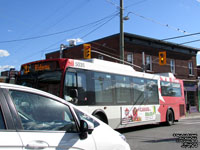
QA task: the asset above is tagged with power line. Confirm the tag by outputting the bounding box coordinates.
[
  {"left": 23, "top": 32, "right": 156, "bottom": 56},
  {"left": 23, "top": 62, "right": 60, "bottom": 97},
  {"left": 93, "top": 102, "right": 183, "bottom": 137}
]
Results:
[
  {"left": 92, "top": 46, "right": 120, "bottom": 59},
  {"left": 40, "top": 12, "right": 119, "bottom": 54},
  {"left": 106, "top": 0, "right": 121, "bottom": 9},
  {"left": 0, "top": 11, "right": 119, "bottom": 67},
  {"left": 16, "top": 12, "right": 119, "bottom": 63},
  {"left": 80, "top": 13, "right": 118, "bottom": 39},
  {"left": 161, "top": 32, "right": 200, "bottom": 41},
  {"left": 128, "top": 11, "right": 189, "bottom": 34},
  {"left": 180, "top": 39, "right": 200, "bottom": 45},
  {"left": 92, "top": 42, "right": 117, "bottom": 52},
  {"left": 91, "top": 47, "right": 142, "bottom": 69},
  {"left": 38, "top": 0, "right": 88, "bottom": 35},
  {"left": 0, "top": 12, "right": 119, "bottom": 44},
  {"left": 125, "top": 0, "right": 149, "bottom": 9},
  {"left": 105, "top": 1, "right": 200, "bottom": 41},
  {"left": 90, "top": 46, "right": 200, "bottom": 71}
]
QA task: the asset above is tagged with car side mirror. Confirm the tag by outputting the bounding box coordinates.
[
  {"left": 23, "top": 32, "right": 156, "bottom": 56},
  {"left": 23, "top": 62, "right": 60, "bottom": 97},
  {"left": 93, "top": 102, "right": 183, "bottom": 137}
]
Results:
[{"left": 79, "top": 120, "right": 94, "bottom": 140}]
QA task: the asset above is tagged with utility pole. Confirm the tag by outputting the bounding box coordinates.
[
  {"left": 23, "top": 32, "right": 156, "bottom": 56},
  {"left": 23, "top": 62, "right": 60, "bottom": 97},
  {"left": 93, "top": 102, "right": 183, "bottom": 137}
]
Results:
[{"left": 120, "top": 0, "right": 124, "bottom": 64}]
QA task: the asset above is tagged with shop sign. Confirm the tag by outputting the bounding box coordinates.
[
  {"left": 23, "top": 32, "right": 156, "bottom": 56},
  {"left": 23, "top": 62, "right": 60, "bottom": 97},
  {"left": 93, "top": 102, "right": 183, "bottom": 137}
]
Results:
[{"left": 190, "top": 106, "right": 198, "bottom": 113}]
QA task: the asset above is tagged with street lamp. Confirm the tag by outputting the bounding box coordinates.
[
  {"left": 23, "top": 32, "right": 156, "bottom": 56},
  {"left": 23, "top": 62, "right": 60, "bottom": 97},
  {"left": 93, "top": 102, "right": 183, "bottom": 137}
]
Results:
[{"left": 123, "top": 12, "right": 131, "bottom": 21}]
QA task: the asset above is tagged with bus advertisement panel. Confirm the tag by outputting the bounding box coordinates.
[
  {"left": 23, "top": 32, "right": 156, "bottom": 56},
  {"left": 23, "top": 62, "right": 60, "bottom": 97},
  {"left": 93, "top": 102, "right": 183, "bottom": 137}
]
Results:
[{"left": 17, "top": 58, "right": 186, "bottom": 129}]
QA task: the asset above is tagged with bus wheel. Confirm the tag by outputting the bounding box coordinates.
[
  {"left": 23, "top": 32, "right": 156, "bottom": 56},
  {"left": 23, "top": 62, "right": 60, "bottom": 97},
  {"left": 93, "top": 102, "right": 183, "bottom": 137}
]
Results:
[
  {"left": 94, "top": 114, "right": 108, "bottom": 124},
  {"left": 166, "top": 110, "right": 174, "bottom": 126}
]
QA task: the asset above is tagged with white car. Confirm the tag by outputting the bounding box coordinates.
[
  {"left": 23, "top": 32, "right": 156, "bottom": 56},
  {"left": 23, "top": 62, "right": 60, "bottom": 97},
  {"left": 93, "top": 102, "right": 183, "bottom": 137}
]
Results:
[{"left": 0, "top": 83, "right": 130, "bottom": 150}]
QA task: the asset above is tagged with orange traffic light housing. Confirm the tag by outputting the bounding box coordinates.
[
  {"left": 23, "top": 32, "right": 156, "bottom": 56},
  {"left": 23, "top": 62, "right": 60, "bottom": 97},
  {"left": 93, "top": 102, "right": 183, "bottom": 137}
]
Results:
[
  {"left": 83, "top": 44, "right": 91, "bottom": 59},
  {"left": 159, "top": 51, "right": 166, "bottom": 65}
]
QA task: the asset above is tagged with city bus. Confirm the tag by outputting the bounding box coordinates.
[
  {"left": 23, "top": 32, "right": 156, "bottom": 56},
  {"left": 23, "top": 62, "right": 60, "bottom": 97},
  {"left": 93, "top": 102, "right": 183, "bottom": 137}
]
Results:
[{"left": 16, "top": 58, "right": 186, "bottom": 129}]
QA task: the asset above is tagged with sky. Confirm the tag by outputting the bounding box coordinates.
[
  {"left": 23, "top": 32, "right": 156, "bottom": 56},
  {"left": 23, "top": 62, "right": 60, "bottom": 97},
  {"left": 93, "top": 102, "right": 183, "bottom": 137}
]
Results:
[{"left": 0, "top": 0, "right": 200, "bottom": 73}]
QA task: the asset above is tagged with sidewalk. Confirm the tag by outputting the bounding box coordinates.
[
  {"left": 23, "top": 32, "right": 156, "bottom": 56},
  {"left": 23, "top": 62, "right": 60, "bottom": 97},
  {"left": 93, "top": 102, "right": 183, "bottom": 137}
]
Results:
[{"left": 181, "top": 112, "right": 200, "bottom": 119}]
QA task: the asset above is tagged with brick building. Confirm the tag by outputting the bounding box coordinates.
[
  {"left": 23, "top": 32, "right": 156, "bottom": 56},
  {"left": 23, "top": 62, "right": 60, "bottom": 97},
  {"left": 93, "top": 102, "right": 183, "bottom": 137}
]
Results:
[
  {"left": 46, "top": 32, "right": 200, "bottom": 112},
  {"left": 197, "top": 66, "right": 200, "bottom": 112},
  {"left": 0, "top": 68, "right": 18, "bottom": 83}
]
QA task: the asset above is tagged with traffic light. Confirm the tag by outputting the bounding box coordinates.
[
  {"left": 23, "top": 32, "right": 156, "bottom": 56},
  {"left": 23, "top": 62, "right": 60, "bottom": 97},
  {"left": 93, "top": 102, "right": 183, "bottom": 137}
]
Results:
[
  {"left": 83, "top": 44, "right": 91, "bottom": 59},
  {"left": 159, "top": 51, "right": 166, "bottom": 65}
]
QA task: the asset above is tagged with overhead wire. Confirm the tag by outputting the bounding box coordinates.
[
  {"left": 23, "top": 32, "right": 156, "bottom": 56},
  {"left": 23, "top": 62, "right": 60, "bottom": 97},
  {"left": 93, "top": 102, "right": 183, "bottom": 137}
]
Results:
[
  {"left": 80, "top": 13, "right": 119, "bottom": 39},
  {"left": 106, "top": 0, "right": 121, "bottom": 9},
  {"left": 180, "top": 39, "right": 200, "bottom": 45},
  {"left": 39, "top": 11, "right": 119, "bottom": 55},
  {"left": 161, "top": 32, "right": 200, "bottom": 41},
  {"left": 106, "top": 0, "right": 200, "bottom": 44},
  {"left": 0, "top": 11, "right": 119, "bottom": 67},
  {"left": 3, "top": 1, "right": 199, "bottom": 70},
  {"left": 123, "top": 11, "right": 200, "bottom": 46},
  {"left": 5, "top": 0, "right": 73, "bottom": 56},
  {"left": 0, "top": 12, "right": 119, "bottom": 44},
  {"left": 91, "top": 46, "right": 142, "bottom": 69},
  {"left": 17, "top": 11, "right": 119, "bottom": 63},
  {"left": 125, "top": 0, "right": 150, "bottom": 9},
  {"left": 38, "top": 0, "right": 89, "bottom": 35}
]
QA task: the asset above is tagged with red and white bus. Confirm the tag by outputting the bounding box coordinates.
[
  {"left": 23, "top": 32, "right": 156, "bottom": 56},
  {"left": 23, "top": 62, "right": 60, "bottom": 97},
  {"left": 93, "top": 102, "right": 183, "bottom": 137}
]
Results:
[{"left": 16, "top": 58, "right": 186, "bottom": 129}]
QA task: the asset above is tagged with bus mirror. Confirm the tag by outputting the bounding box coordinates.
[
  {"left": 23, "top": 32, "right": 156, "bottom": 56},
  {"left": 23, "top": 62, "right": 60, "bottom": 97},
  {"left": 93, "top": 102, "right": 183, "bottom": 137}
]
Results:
[{"left": 70, "top": 89, "right": 78, "bottom": 98}]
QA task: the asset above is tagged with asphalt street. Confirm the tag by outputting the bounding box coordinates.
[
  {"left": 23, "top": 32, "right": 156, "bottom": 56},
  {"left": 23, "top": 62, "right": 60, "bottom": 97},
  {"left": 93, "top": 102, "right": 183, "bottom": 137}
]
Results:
[{"left": 117, "top": 116, "right": 200, "bottom": 150}]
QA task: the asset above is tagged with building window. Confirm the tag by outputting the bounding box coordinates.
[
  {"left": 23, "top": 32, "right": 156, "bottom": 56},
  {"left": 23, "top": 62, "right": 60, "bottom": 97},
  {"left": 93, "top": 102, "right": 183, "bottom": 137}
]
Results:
[
  {"left": 188, "top": 62, "right": 193, "bottom": 75},
  {"left": 170, "top": 59, "right": 175, "bottom": 74},
  {"left": 98, "top": 55, "right": 104, "bottom": 60},
  {"left": 145, "top": 55, "right": 152, "bottom": 71},
  {"left": 127, "top": 53, "right": 133, "bottom": 64}
]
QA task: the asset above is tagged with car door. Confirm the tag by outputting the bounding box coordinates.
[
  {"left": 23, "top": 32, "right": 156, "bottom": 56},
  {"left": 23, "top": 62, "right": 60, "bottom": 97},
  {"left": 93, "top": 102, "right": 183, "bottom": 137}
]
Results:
[
  {"left": 6, "top": 89, "right": 96, "bottom": 150},
  {"left": 0, "top": 88, "right": 23, "bottom": 149}
]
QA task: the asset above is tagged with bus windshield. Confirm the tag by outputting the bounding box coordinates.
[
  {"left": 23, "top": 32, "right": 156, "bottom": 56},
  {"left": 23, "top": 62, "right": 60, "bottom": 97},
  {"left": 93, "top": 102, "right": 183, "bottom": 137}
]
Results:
[{"left": 17, "top": 70, "right": 62, "bottom": 96}]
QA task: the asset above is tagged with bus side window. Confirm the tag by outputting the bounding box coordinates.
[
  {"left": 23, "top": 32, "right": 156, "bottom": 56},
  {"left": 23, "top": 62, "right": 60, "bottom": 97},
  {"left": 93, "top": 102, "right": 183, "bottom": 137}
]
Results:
[
  {"left": 114, "top": 75, "right": 131, "bottom": 104},
  {"left": 146, "top": 79, "right": 159, "bottom": 104},
  {"left": 161, "top": 81, "right": 182, "bottom": 97},
  {"left": 93, "top": 72, "right": 113, "bottom": 104},
  {"left": 132, "top": 77, "right": 145, "bottom": 105}
]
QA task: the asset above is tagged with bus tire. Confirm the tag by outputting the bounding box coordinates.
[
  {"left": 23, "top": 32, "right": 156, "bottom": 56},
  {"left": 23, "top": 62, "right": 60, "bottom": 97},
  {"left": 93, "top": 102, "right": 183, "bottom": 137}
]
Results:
[{"left": 166, "top": 109, "right": 174, "bottom": 126}]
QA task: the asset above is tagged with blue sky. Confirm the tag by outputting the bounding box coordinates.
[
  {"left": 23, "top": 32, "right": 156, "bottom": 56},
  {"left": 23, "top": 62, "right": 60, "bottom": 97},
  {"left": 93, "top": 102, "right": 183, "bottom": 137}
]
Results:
[{"left": 0, "top": 0, "right": 200, "bottom": 72}]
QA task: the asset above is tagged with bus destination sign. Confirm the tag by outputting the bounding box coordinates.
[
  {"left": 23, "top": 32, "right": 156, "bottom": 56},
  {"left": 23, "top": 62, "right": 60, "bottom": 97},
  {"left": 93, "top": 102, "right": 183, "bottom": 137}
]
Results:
[{"left": 22, "top": 61, "right": 59, "bottom": 74}]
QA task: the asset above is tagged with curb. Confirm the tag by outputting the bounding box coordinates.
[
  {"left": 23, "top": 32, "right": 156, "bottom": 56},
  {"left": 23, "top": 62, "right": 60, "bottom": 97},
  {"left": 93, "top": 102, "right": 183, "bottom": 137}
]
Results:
[{"left": 180, "top": 114, "right": 200, "bottom": 120}]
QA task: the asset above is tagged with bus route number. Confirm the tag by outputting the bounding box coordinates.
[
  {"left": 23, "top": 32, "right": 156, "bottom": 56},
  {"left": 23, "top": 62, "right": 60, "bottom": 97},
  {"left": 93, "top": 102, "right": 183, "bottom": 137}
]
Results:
[{"left": 75, "top": 62, "right": 85, "bottom": 68}]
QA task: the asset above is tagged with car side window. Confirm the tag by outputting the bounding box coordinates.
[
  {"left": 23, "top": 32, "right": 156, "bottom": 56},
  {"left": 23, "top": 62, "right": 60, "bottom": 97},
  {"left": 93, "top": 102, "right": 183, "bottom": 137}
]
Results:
[
  {"left": 9, "top": 90, "right": 77, "bottom": 132},
  {"left": 74, "top": 108, "right": 99, "bottom": 128},
  {"left": 0, "top": 108, "right": 6, "bottom": 129}
]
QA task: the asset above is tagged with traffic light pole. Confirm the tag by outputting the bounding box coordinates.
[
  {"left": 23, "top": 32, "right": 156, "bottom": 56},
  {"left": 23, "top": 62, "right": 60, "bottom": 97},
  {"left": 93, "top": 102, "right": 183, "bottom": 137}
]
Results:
[{"left": 120, "top": 0, "right": 124, "bottom": 64}]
